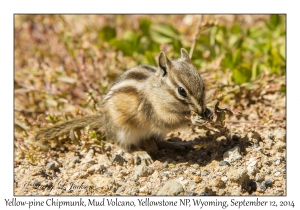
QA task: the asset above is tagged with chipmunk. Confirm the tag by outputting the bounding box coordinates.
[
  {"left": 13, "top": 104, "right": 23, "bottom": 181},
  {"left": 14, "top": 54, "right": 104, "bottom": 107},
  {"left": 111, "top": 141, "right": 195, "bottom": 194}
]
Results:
[{"left": 36, "top": 48, "right": 212, "bottom": 165}]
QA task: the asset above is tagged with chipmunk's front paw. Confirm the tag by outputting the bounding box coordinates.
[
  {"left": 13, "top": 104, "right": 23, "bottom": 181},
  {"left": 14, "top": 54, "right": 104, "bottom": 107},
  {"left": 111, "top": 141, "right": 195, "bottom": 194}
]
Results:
[{"left": 132, "top": 150, "right": 153, "bottom": 165}]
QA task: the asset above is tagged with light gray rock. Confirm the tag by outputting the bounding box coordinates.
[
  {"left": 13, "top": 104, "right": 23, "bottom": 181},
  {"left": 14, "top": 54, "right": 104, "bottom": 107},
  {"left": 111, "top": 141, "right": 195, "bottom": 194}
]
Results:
[
  {"left": 264, "top": 139, "right": 273, "bottom": 150},
  {"left": 231, "top": 189, "right": 241, "bottom": 196},
  {"left": 88, "top": 175, "right": 115, "bottom": 190},
  {"left": 46, "top": 162, "right": 56, "bottom": 171},
  {"left": 97, "top": 154, "right": 112, "bottom": 167},
  {"left": 255, "top": 173, "right": 265, "bottom": 182},
  {"left": 87, "top": 164, "right": 106, "bottom": 173},
  {"left": 246, "top": 130, "right": 261, "bottom": 144},
  {"left": 223, "top": 146, "right": 242, "bottom": 163},
  {"left": 227, "top": 168, "right": 249, "bottom": 184},
  {"left": 84, "top": 149, "right": 94, "bottom": 161},
  {"left": 133, "top": 165, "right": 154, "bottom": 180},
  {"left": 70, "top": 156, "right": 80, "bottom": 164},
  {"left": 246, "top": 157, "right": 258, "bottom": 175},
  {"left": 157, "top": 180, "right": 184, "bottom": 195},
  {"left": 111, "top": 153, "right": 125, "bottom": 166},
  {"left": 273, "top": 128, "right": 286, "bottom": 142}
]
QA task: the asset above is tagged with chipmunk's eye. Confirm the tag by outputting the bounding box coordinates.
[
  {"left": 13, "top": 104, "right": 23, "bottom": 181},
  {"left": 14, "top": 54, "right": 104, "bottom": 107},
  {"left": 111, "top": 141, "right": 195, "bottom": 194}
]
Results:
[{"left": 178, "top": 87, "right": 187, "bottom": 97}]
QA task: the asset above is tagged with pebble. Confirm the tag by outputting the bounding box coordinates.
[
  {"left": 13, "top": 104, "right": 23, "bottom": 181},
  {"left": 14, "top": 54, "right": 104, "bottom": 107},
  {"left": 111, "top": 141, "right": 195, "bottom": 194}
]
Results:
[
  {"left": 195, "top": 171, "right": 201, "bottom": 176},
  {"left": 70, "top": 156, "right": 80, "bottom": 164},
  {"left": 171, "top": 168, "right": 179, "bottom": 173},
  {"left": 105, "top": 171, "right": 113, "bottom": 176},
  {"left": 46, "top": 162, "right": 56, "bottom": 171},
  {"left": 80, "top": 163, "right": 89, "bottom": 171},
  {"left": 71, "top": 172, "right": 80, "bottom": 180},
  {"left": 275, "top": 141, "right": 286, "bottom": 152},
  {"left": 151, "top": 190, "right": 158, "bottom": 195},
  {"left": 79, "top": 148, "right": 88, "bottom": 156},
  {"left": 219, "top": 161, "right": 230, "bottom": 166},
  {"left": 157, "top": 180, "right": 184, "bottom": 195},
  {"left": 268, "top": 133, "right": 275, "bottom": 140},
  {"left": 236, "top": 162, "right": 243, "bottom": 166},
  {"left": 255, "top": 173, "right": 265, "bottom": 182},
  {"left": 192, "top": 164, "right": 200, "bottom": 169},
  {"left": 185, "top": 190, "right": 196, "bottom": 196},
  {"left": 264, "top": 179, "right": 273, "bottom": 187},
  {"left": 227, "top": 168, "right": 249, "bottom": 184},
  {"left": 68, "top": 162, "right": 75, "bottom": 168},
  {"left": 216, "top": 135, "right": 227, "bottom": 142},
  {"left": 264, "top": 139, "right": 273, "bottom": 150},
  {"left": 193, "top": 176, "right": 201, "bottom": 183},
  {"left": 97, "top": 155, "right": 112, "bottom": 167},
  {"left": 189, "top": 181, "right": 197, "bottom": 191},
  {"left": 259, "top": 183, "right": 266, "bottom": 192},
  {"left": 116, "top": 186, "right": 125, "bottom": 193},
  {"left": 223, "top": 146, "right": 242, "bottom": 163},
  {"left": 85, "top": 149, "right": 94, "bottom": 160},
  {"left": 87, "top": 164, "right": 106, "bottom": 173},
  {"left": 273, "top": 129, "right": 286, "bottom": 142},
  {"left": 246, "top": 157, "right": 258, "bottom": 175},
  {"left": 221, "top": 176, "right": 228, "bottom": 182},
  {"left": 219, "top": 189, "right": 226, "bottom": 195},
  {"left": 111, "top": 153, "right": 125, "bottom": 166},
  {"left": 211, "top": 177, "right": 225, "bottom": 188},
  {"left": 104, "top": 143, "right": 112, "bottom": 151},
  {"left": 133, "top": 165, "right": 154, "bottom": 180},
  {"left": 274, "top": 171, "right": 281, "bottom": 177},
  {"left": 275, "top": 159, "right": 281, "bottom": 165},
  {"left": 151, "top": 170, "right": 160, "bottom": 179},
  {"left": 121, "top": 153, "right": 133, "bottom": 165},
  {"left": 246, "top": 130, "right": 261, "bottom": 143},
  {"left": 88, "top": 175, "right": 115, "bottom": 190},
  {"left": 79, "top": 171, "right": 88, "bottom": 178},
  {"left": 139, "top": 186, "right": 148, "bottom": 194},
  {"left": 231, "top": 189, "right": 241, "bottom": 196},
  {"left": 32, "top": 181, "right": 41, "bottom": 189},
  {"left": 263, "top": 156, "right": 271, "bottom": 165},
  {"left": 150, "top": 160, "right": 164, "bottom": 170},
  {"left": 201, "top": 171, "right": 210, "bottom": 176}
]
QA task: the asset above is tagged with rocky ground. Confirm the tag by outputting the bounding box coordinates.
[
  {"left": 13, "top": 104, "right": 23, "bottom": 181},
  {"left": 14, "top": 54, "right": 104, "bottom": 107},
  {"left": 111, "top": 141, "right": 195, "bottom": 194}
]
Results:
[{"left": 14, "top": 92, "right": 286, "bottom": 196}]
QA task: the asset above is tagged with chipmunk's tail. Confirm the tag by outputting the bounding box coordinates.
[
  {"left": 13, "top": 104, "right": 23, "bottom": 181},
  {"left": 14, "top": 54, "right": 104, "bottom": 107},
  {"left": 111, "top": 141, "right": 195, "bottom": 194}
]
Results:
[{"left": 35, "top": 115, "right": 103, "bottom": 141}]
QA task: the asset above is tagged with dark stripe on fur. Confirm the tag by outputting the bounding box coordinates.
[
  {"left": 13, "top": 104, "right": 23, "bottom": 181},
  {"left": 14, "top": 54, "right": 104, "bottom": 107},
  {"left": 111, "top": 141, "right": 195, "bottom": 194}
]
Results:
[
  {"left": 140, "top": 65, "right": 157, "bottom": 73},
  {"left": 124, "top": 71, "right": 149, "bottom": 81},
  {"left": 112, "top": 86, "right": 138, "bottom": 94}
]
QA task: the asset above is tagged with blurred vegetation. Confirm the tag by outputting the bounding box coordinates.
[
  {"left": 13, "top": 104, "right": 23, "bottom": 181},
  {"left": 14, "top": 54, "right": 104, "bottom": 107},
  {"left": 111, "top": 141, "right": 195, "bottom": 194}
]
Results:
[{"left": 14, "top": 15, "right": 286, "bottom": 164}]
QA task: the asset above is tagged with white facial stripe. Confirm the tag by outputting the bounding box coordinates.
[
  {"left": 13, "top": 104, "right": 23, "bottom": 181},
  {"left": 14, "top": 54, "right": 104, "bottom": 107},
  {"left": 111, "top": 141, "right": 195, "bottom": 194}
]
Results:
[
  {"left": 166, "top": 77, "right": 176, "bottom": 89},
  {"left": 191, "top": 96, "right": 203, "bottom": 113}
]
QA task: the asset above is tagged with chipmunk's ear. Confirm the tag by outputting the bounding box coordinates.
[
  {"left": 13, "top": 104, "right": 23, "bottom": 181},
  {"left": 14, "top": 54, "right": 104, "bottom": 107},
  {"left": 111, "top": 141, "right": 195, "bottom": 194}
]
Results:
[
  {"left": 158, "top": 51, "right": 172, "bottom": 77},
  {"left": 180, "top": 48, "right": 191, "bottom": 62}
]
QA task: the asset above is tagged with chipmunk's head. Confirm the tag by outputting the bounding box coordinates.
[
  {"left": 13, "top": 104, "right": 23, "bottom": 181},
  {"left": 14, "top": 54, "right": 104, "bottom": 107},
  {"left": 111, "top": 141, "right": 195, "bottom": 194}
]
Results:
[{"left": 157, "top": 48, "right": 207, "bottom": 119}]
